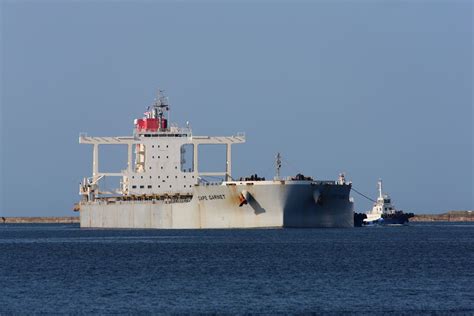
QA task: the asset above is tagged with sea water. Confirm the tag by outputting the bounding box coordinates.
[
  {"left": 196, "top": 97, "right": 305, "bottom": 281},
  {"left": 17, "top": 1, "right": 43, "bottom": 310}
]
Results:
[{"left": 0, "top": 222, "right": 473, "bottom": 314}]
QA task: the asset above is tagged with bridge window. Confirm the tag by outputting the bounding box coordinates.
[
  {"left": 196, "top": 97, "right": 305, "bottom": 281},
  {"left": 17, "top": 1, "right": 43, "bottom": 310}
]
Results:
[
  {"left": 140, "top": 185, "right": 144, "bottom": 189},
  {"left": 148, "top": 185, "right": 152, "bottom": 189},
  {"left": 132, "top": 185, "right": 136, "bottom": 189}
]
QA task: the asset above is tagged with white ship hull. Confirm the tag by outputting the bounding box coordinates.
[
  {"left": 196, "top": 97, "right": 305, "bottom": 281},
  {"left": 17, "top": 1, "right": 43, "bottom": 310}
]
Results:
[{"left": 79, "top": 181, "right": 354, "bottom": 229}]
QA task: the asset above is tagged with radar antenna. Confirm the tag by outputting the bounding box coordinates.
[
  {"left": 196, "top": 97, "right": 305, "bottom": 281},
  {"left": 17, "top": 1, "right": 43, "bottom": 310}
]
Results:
[{"left": 149, "top": 89, "right": 170, "bottom": 120}]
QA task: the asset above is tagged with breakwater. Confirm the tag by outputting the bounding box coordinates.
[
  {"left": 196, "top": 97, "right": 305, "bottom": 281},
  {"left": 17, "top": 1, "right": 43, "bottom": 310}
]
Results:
[
  {"left": 1, "top": 217, "right": 79, "bottom": 224},
  {"left": 1, "top": 211, "right": 473, "bottom": 224},
  {"left": 411, "top": 210, "right": 474, "bottom": 222}
]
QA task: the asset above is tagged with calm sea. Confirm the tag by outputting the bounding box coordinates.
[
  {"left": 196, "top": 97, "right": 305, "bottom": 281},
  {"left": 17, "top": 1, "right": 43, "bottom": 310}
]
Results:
[{"left": 0, "top": 222, "right": 473, "bottom": 314}]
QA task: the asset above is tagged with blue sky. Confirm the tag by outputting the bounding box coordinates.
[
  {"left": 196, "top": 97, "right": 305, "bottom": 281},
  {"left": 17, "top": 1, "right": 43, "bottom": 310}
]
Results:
[{"left": 1, "top": 1, "right": 472, "bottom": 216}]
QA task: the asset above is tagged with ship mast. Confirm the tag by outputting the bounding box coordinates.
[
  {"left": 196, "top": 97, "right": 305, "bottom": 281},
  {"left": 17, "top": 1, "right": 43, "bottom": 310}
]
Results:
[
  {"left": 150, "top": 89, "right": 170, "bottom": 121},
  {"left": 275, "top": 152, "right": 282, "bottom": 180},
  {"left": 378, "top": 179, "right": 383, "bottom": 199}
]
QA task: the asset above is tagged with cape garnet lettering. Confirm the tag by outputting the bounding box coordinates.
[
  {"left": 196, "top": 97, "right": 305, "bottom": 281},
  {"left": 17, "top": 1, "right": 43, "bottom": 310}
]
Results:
[{"left": 198, "top": 194, "right": 226, "bottom": 201}]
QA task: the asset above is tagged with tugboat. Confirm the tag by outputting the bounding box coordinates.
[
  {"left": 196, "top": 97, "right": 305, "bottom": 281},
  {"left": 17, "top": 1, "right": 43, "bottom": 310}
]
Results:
[{"left": 363, "top": 179, "right": 414, "bottom": 226}]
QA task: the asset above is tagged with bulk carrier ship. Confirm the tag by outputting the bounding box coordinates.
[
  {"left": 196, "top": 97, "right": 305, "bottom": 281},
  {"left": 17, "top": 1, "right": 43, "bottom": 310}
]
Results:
[{"left": 75, "top": 91, "right": 354, "bottom": 228}]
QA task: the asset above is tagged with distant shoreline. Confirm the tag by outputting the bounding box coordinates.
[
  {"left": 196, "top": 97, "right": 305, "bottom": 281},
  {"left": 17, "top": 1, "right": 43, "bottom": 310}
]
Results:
[
  {"left": 1, "top": 217, "right": 79, "bottom": 224},
  {"left": 411, "top": 210, "right": 474, "bottom": 222},
  {"left": 1, "top": 211, "right": 473, "bottom": 224}
]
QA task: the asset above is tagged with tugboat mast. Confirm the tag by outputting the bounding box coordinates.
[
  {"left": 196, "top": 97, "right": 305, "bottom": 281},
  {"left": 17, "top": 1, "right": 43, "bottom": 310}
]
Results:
[{"left": 378, "top": 179, "right": 383, "bottom": 200}]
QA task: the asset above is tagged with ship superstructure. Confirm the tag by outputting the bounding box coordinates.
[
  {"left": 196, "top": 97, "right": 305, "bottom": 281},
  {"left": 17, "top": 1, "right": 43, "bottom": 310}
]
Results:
[{"left": 77, "top": 90, "right": 354, "bottom": 228}]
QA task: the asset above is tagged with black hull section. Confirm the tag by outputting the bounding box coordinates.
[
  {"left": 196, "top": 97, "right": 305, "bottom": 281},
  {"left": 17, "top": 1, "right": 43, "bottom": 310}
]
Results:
[
  {"left": 382, "top": 211, "right": 414, "bottom": 225},
  {"left": 354, "top": 211, "right": 415, "bottom": 227},
  {"left": 283, "top": 183, "right": 354, "bottom": 228}
]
